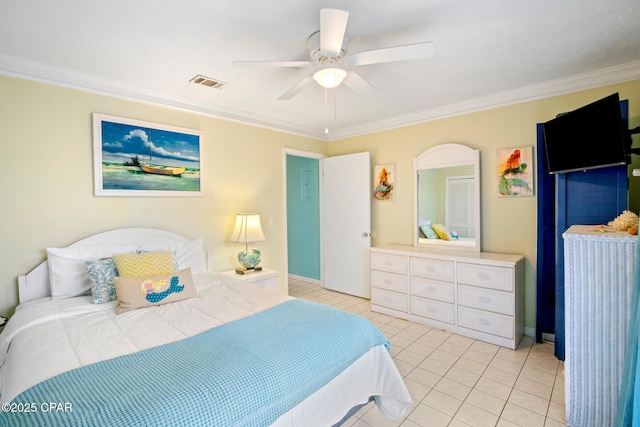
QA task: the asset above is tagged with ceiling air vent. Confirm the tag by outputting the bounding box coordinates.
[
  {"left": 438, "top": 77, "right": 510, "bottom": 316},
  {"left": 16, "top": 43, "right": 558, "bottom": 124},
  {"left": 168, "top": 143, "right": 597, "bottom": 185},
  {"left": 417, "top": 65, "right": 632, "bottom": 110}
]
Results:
[{"left": 189, "top": 75, "right": 227, "bottom": 89}]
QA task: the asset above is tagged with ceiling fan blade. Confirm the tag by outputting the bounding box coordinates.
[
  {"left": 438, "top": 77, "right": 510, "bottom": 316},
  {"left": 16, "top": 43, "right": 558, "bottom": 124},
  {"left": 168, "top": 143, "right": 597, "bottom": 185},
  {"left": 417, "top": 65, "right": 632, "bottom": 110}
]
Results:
[
  {"left": 346, "top": 41, "right": 434, "bottom": 66},
  {"left": 278, "top": 75, "right": 315, "bottom": 100},
  {"left": 233, "top": 60, "right": 313, "bottom": 68},
  {"left": 320, "top": 8, "right": 349, "bottom": 55},
  {"left": 343, "top": 70, "right": 378, "bottom": 93}
]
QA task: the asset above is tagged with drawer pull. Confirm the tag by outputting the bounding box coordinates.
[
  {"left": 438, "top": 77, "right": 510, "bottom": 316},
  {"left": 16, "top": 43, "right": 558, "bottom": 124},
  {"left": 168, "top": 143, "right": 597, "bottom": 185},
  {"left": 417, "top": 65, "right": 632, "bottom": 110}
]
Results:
[
  {"left": 384, "top": 260, "right": 393, "bottom": 266},
  {"left": 478, "top": 296, "right": 490, "bottom": 303},
  {"left": 426, "top": 266, "right": 436, "bottom": 272},
  {"left": 426, "top": 307, "right": 435, "bottom": 312},
  {"left": 426, "top": 287, "right": 435, "bottom": 293},
  {"left": 384, "top": 297, "right": 392, "bottom": 302},
  {"left": 479, "top": 318, "right": 490, "bottom": 326},
  {"left": 384, "top": 279, "right": 393, "bottom": 285},
  {"left": 477, "top": 273, "right": 490, "bottom": 280}
]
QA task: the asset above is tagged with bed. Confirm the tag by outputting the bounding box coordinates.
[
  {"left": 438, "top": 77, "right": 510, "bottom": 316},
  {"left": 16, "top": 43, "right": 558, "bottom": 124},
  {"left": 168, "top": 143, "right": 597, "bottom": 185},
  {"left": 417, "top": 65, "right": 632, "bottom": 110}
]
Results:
[{"left": 0, "top": 228, "right": 411, "bottom": 426}]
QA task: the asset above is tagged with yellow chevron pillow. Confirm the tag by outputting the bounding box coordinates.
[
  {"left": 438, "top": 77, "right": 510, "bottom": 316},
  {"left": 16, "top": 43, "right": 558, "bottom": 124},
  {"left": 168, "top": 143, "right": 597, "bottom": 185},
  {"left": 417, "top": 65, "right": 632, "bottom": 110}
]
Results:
[
  {"left": 430, "top": 223, "right": 451, "bottom": 241},
  {"left": 113, "top": 251, "right": 175, "bottom": 278}
]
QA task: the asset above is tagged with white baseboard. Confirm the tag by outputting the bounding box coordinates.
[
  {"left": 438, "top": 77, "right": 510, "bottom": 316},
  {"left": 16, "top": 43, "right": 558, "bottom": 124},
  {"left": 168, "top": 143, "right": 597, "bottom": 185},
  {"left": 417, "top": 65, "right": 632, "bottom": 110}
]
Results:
[
  {"left": 542, "top": 333, "right": 555, "bottom": 343},
  {"left": 288, "top": 274, "right": 321, "bottom": 286},
  {"left": 522, "top": 327, "right": 555, "bottom": 343}
]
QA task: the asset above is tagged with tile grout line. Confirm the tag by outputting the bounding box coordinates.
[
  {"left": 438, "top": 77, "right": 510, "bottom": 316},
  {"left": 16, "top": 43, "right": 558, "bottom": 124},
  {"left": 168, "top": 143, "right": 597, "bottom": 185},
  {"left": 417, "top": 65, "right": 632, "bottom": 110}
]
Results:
[{"left": 288, "top": 281, "right": 565, "bottom": 427}]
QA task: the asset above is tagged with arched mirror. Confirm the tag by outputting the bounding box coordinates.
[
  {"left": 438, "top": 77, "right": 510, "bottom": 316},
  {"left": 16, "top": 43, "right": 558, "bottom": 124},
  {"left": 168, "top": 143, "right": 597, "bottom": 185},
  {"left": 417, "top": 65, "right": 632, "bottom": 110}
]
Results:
[{"left": 414, "top": 143, "right": 481, "bottom": 251}]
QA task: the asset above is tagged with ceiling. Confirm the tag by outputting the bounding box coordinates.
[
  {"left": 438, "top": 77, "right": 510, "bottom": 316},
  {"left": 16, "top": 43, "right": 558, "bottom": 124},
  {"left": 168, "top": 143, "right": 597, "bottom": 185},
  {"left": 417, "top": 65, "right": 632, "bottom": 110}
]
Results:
[{"left": 1, "top": 1, "right": 640, "bottom": 141}]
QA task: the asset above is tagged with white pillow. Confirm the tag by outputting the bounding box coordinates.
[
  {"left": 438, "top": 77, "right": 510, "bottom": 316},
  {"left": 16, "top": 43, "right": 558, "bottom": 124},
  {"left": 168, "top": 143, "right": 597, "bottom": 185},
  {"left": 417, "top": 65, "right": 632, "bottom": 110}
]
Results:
[
  {"left": 47, "top": 244, "right": 139, "bottom": 299},
  {"left": 139, "top": 238, "right": 208, "bottom": 273},
  {"left": 176, "top": 238, "right": 208, "bottom": 273}
]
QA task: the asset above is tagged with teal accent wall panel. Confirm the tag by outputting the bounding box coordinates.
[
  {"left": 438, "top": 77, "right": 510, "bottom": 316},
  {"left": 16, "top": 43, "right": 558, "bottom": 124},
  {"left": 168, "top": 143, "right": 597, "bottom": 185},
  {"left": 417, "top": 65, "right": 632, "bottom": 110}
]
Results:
[{"left": 286, "top": 155, "right": 320, "bottom": 280}]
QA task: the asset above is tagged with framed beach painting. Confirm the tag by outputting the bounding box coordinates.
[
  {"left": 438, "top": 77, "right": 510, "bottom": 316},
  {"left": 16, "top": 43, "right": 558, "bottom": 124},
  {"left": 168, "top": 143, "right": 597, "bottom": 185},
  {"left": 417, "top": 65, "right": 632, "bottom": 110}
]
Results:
[
  {"left": 93, "top": 114, "right": 203, "bottom": 197},
  {"left": 496, "top": 146, "right": 534, "bottom": 197}
]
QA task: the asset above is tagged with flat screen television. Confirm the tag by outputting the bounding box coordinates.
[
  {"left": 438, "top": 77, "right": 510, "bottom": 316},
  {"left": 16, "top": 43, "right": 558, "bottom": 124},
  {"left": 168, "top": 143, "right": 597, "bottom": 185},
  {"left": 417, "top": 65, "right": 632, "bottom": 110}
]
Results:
[{"left": 543, "top": 93, "right": 628, "bottom": 174}]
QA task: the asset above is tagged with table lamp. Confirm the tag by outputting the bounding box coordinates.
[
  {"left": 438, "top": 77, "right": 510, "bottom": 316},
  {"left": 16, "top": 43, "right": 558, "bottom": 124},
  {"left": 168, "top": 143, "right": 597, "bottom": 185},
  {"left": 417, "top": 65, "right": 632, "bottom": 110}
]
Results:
[{"left": 229, "top": 213, "right": 265, "bottom": 274}]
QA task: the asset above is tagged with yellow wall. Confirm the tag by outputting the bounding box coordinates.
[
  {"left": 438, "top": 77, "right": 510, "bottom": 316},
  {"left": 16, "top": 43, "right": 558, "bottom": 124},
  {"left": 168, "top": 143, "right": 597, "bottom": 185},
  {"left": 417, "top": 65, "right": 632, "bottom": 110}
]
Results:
[
  {"left": 0, "top": 75, "right": 326, "bottom": 316},
  {"left": 329, "top": 79, "right": 640, "bottom": 330},
  {"left": 2, "top": 73, "right": 639, "bottom": 332}
]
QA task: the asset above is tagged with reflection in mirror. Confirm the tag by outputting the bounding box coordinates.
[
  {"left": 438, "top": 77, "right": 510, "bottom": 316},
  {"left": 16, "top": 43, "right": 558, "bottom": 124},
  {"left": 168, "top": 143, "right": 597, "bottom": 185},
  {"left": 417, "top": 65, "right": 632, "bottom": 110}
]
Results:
[
  {"left": 418, "top": 166, "right": 475, "bottom": 237},
  {"left": 414, "top": 144, "right": 480, "bottom": 251}
]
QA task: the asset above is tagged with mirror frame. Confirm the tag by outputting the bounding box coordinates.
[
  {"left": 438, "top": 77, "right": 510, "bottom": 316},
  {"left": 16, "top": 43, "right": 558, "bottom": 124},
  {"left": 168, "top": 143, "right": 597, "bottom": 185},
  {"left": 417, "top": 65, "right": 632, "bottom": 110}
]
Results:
[{"left": 413, "top": 143, "right": 481, "bottom": 252}]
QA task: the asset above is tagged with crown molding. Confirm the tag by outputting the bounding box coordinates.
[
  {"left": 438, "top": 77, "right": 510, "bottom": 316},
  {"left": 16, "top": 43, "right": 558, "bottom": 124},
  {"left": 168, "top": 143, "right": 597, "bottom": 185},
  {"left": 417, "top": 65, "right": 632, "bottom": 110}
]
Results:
[
  {"left": 1, "top": 52, "right": 639, "bottom": 143},
  {"left": 0, "top": 53, "right": 329, "bottom": 141},
  {"left": 327, "top": 60, "right": 640, "bottom": 141}
]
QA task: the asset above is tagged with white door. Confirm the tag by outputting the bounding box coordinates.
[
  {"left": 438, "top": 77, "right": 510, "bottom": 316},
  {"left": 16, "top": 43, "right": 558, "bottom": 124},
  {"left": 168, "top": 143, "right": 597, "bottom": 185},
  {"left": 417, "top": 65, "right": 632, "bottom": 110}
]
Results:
[
  {"left": 445, "top": 176, "right": 475, "bottom": 238},
  {"left": 322, "top": 152, "right": 371, "bottom": 298}
]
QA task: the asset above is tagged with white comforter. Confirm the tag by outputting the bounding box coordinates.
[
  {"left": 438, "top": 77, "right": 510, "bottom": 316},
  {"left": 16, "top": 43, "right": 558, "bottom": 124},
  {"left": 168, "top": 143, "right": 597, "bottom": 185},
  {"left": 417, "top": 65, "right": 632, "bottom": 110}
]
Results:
[{"left": 0, "top": 272, "right": 411, "bottom": 425}]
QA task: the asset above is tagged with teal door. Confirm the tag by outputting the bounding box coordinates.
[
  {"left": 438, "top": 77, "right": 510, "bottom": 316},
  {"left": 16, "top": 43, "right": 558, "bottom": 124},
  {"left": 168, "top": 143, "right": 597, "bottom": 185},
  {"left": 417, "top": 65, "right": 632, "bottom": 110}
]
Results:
[{"left": 286, "top": 155, "right": 320, "bottom": 281}]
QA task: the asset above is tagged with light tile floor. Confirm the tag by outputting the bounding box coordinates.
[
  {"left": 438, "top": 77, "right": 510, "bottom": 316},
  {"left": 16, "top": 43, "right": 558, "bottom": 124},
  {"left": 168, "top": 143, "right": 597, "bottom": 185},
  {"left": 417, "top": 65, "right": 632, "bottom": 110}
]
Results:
[{"left": 288, "top": 279, "right": 567, "bottom": 427}]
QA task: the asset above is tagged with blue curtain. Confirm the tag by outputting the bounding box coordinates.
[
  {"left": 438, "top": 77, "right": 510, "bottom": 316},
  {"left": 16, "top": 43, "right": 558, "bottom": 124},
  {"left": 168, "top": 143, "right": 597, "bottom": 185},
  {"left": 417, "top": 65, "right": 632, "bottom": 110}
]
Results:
[{"left": 616, "top": 226, "right": 640, "bottom": 426}]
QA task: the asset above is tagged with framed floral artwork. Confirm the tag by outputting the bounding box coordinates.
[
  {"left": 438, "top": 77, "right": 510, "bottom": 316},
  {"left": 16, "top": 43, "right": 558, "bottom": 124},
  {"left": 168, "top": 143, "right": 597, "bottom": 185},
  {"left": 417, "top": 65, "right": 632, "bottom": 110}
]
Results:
[{"left": 496, "top": 146, "right": 534, "bottom": 197}]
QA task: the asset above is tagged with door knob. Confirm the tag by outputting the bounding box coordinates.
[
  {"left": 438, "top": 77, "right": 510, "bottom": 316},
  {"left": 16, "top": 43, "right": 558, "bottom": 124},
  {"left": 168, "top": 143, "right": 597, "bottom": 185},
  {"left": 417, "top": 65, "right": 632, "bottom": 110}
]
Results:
[{"left": 362, "top": 232, "right": 369, "bottom": 237}]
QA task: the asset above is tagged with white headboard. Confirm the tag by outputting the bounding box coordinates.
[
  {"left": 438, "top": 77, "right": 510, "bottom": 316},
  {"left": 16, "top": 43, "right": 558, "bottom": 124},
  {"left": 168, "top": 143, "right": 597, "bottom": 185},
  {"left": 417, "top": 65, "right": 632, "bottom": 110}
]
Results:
[{"left": 18, "top": 228, "right": 208, "bottom": 304}]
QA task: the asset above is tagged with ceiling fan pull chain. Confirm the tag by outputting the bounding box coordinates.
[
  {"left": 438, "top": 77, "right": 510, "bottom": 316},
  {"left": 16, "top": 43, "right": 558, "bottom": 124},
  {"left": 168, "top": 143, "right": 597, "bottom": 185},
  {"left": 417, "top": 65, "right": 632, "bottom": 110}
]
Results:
[{"left": 324, "top": 88, "right": 329, "bottom": 134}]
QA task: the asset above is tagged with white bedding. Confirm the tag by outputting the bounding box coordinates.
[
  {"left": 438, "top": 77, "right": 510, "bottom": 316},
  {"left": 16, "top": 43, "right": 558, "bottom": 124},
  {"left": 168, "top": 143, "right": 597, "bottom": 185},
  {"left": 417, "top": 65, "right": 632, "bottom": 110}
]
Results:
[{"left": 0, "top": 272, "right": 411, "bottom": 425}]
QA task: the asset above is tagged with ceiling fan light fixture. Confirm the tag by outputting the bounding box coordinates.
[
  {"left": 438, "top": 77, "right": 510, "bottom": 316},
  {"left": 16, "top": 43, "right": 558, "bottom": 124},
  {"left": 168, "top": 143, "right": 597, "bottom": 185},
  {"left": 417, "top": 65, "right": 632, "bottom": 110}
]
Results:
[{"left": 313, "top": 67, "right": 347, "bottom": 89}]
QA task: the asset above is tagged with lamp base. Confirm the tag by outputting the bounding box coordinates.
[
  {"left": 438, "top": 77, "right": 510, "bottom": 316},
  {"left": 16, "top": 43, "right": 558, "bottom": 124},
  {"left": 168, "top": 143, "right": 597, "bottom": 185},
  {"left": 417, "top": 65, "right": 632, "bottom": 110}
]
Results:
[
  {"left": 237, "top": 248, "right": 262, "bottom": 270},
  {"left": 235, "top": 266, "right": 263, "bottom": 275}
]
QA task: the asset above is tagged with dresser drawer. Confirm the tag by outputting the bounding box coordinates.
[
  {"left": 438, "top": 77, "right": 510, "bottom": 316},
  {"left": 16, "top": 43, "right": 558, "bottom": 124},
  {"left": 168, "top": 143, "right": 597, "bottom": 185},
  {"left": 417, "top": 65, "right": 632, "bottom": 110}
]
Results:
[
  {"left": 410, "top": 277, "right": 454, "bottom": 303},
  {"left": 458, "top": 284, "right": 513, "bottom": 315},
  {"left": 371, "top": 270, "right": 408, "bottom": 293},
  {"left": 457, "top": 263, "right": 513, "bottom": 292},
  {"left": 410, "top": 295, "right": 454, "bottom": 324},
  {"left": 410, "top": 257, "right": 454, "bottom": 282},
  {"left": 371, "top": 253, "right": 408, "bottom": 275},
  {"left": 371, "top": 288, "right": 408, "bottom": 312},
  {"left": 458, "top": 306, "right": 513, "bottom": 339}
]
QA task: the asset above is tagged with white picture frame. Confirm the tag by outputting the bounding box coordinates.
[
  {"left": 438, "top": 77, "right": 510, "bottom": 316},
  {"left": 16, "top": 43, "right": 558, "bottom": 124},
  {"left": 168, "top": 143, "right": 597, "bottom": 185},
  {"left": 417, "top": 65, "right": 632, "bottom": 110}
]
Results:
[{"left": 93, "top": 113, "right": 204, "bottom": 197}]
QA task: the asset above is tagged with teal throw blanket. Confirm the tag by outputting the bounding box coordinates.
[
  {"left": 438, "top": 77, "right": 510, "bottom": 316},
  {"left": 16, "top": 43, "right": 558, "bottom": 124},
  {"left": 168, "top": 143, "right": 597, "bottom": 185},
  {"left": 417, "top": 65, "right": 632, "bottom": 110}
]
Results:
[{"left": 0, "top": 299, "right": 389, "bottom": 427}]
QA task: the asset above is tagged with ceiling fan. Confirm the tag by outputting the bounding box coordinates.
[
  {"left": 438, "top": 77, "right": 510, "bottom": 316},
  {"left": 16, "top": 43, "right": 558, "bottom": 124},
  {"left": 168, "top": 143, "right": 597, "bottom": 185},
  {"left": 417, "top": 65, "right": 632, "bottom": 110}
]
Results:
[{"left": 233, "top": 8, "right": 434, "bottom": 100}]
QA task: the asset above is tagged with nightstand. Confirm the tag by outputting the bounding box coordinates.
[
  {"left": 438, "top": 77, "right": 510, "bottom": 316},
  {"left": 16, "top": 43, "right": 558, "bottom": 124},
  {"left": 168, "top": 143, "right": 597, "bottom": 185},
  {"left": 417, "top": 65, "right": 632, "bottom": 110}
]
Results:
[{"left": 221, "top": 268, "right": 279, "bottom": 292}]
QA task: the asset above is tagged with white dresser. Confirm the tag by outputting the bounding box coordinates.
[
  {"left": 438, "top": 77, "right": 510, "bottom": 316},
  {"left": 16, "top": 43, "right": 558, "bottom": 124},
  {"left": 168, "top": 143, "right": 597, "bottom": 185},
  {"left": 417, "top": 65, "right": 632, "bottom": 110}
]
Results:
[
  {"left": 370, "top": 244, "right": 525, "bottom": 349},
  {"left": 563, "top": 226, "right": 637, "bottom": 427}
]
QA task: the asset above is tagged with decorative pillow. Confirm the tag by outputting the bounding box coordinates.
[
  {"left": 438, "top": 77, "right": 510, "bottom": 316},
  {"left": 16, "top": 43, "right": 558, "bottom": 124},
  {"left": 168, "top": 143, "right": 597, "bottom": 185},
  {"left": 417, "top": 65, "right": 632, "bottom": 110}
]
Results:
[
  {"left": 114, "top": 268, "right": 197, "bottom": 314},
  {"left": 431, "top": 223, "right": 451, "bottom": 241},
  {"left": 47, "top": 244, "right": 139, "bottom": 299},
  {"left": 113, "top": 251, "right": 175, "bottom": 278},
  {"left": 136, "top": 249, "right": 179, "bottom": 271},
  {"left": 419, "top": 222, "right": 439, "bottom": 240},
  {"left": 84, "top": 257, "right": 119, "bottom": 304}
]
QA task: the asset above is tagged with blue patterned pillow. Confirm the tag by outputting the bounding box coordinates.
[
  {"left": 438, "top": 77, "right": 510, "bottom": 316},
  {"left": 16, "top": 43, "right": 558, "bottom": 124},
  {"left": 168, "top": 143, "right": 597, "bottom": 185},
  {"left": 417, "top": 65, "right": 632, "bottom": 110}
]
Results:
[
  {"left": 419, "top": 220, "right": 440, "bottom": 240},
  {"left": 84, "top": 258, "right": 119, "bottom": 304}
]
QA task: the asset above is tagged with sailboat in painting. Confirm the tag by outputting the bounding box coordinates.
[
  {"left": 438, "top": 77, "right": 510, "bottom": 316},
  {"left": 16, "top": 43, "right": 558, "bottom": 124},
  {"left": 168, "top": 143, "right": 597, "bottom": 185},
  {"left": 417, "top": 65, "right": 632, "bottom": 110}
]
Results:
[
  {"left": 139, "top": 142, "right": 185, "bottom": 177},
  {"left": 139, "top": 162, "right": 185, "bottom": 176}
]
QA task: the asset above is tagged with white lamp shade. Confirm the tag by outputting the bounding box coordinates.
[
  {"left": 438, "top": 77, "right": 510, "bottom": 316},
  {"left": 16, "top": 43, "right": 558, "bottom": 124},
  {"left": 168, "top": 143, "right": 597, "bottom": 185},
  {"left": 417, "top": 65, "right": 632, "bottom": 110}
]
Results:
[
  {"left": 229, "top": 214, "right": 265, "bottom": 243},
  {"left": 313, "top": 67, "right": 347, "bottom": 89}
]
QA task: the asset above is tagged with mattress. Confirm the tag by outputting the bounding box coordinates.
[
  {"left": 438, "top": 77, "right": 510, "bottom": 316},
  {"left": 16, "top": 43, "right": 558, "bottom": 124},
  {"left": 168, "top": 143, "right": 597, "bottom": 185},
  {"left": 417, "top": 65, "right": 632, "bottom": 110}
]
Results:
[{"left": 0, "top": 272, "right": 411, "bottom": 425}]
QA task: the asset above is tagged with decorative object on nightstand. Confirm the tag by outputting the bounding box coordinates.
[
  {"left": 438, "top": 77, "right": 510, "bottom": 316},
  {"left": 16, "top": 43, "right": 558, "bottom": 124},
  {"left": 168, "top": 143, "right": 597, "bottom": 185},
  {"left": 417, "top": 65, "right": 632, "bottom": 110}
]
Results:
[{"left": 229, "top": 213, "right": 266, "bottom": 274}]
